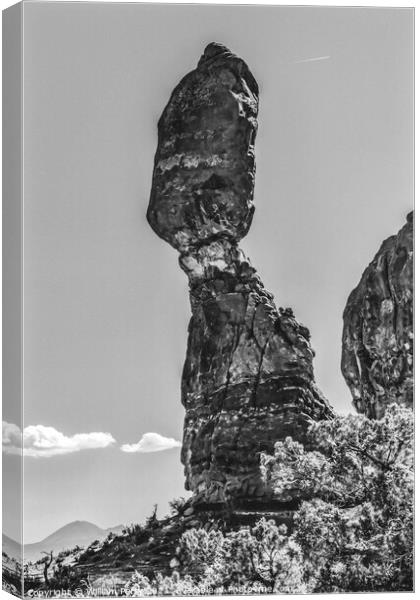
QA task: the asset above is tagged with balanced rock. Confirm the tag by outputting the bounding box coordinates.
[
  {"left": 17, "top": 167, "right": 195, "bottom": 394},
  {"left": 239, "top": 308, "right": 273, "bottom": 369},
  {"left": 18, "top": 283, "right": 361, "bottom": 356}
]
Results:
[
  {"left": 147, "top": 42, "right": 258, "bottom": 251},
  {"left": 148, "top": 43, "right": 333, "bottom": 508},
  {"left": 341, "top": 212, "right": 413, "bottom": 419}
]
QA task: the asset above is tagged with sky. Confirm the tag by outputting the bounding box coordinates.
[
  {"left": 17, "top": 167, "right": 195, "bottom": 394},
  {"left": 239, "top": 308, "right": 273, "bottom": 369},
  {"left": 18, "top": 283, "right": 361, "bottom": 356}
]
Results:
[{"left": 3, "top": 3, "right": 413, "bottom": 543}]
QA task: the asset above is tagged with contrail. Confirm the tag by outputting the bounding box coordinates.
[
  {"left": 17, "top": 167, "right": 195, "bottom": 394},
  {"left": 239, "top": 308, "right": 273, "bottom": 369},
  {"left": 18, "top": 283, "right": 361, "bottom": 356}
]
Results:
[{"left": 292, "top": 55, "right": 331, "bottom": 64}]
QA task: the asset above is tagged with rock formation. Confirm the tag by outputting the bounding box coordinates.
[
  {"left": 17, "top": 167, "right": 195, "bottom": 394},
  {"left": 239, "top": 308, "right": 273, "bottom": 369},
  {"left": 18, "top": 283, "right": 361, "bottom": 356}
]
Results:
[
  {"left": 341, "top": 212, "right": 413, "bottom": 419},
  {"left": 148, "top": 43, "right": 333, "bottom": 510}
]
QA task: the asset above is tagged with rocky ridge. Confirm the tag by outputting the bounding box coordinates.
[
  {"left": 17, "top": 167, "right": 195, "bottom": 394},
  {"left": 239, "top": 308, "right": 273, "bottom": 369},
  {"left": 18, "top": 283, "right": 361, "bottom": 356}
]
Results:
[{"left": 341, "top": 212, "right": 413, "bottom": 419}]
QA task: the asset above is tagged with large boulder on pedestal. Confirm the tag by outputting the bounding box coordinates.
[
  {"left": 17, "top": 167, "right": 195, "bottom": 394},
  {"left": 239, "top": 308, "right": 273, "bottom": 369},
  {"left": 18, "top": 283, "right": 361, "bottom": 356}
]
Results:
[{"left": 147, "top": 43, "right": 333, "bottom": 511}]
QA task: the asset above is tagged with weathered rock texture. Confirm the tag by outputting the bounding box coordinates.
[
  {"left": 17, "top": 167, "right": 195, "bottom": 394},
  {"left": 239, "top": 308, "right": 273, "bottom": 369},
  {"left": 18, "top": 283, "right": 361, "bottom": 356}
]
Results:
[
  {"left": 341, "top": 212, "right": 413, "bottom": 419},
  {"left": 148, "top": 43, "right": 333, "bottom": 508}
]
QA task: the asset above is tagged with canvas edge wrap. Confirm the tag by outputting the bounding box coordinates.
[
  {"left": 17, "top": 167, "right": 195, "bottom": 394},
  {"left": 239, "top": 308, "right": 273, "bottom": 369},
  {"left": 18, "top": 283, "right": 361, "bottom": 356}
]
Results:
[{"left": 2, "top": 2, "right": 24, "bottom": 597}]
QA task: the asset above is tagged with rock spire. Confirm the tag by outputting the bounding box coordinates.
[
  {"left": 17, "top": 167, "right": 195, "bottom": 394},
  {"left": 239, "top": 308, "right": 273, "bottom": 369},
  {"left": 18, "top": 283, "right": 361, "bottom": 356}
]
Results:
[
  {"left": 148, "top": 43, "right": 333, "bottom": 509},
  {"left": 342, "top": 212, "right": 413, "bottom": 419}
]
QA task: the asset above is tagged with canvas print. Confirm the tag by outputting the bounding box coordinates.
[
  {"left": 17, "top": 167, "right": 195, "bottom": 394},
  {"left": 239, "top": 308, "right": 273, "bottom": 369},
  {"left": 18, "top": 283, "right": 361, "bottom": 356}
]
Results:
[{"left": 2, "top": 2, "right": 413, "bottom": 597}]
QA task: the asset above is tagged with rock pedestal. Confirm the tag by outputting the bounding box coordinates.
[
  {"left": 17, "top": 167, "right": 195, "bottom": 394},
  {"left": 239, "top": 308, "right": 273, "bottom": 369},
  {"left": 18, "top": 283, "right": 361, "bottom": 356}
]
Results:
[
  {"left": 341, "top": 212, "right": 413, "bottom": 419},
  {"left": 148, "top": 43, "right": 333, "bottom": 508}
]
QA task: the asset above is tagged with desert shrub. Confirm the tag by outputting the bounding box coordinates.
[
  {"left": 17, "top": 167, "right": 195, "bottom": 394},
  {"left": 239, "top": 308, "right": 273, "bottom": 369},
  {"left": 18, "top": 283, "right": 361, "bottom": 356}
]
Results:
[
  {"left": 124, "top": 519, "right": 307, "bottom": 595},
  {"left": 123, "top": 571, "right": 201, "bottom": 596},
  {"left": 262, "top": 403, "right": 413, "bottom": 592},
  {"left": 145, "top": 504, "right": 159, "bottom": 530},
  {"left": 123, "top": 522, "right": 150, "bottom": 545},
  {"left": 50, "top": 560, "right": 81, "bottom": 589},
  {"left": 182, "top": 518, "right": 307, "bottom": 593},
  {"left": 177, "top": 527, "right": 223, "bottom": 576},
  {"left": 169, "top": 497, "right": 188, "bottom": 517}
]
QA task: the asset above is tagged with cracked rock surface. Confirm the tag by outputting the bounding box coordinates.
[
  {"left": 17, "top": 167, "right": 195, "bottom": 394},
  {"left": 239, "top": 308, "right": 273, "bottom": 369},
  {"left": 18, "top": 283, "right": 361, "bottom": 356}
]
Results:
[
  {"left": 341, "top": 212, "right": 413, "bottom": 419},
  {"left": 148, "top": 43, "right": 333, "bottom": 507}
]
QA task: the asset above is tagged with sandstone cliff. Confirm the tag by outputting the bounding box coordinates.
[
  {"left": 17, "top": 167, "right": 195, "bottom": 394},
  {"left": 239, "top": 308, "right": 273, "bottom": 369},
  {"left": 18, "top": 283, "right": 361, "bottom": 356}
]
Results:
[
  {"left": 341, "top": 212, "right": 413, "bottom": 419},
  {"left": 148, "top": 43, "right": 333, "bottom": 509}
]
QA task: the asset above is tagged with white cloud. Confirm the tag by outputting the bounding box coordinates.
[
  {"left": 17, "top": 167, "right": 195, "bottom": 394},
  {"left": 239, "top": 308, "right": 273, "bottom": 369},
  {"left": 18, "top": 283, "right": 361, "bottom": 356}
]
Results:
[
  {"left": 120, "top": 432, "right": 181, "bottom": 454},
  {"left": 2, "top": 421, "right": 115, "bottom": 458}
]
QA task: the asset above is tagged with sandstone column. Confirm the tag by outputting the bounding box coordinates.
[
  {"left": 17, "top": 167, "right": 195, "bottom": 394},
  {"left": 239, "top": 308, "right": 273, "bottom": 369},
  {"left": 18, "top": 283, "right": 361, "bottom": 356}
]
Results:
[
  {"left": 342, "top": 212, "right": 413, "bottom": 419},
  {"left": 148, "top": 43, "right": 333, "bottom": 509}
]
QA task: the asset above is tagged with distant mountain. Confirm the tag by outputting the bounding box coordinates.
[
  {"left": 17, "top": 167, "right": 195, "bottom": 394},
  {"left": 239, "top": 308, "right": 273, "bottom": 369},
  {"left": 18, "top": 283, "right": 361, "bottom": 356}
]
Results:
[
  {"left": 2, "top": 534, "right": 21, "bottom": 561},
  {"left": 3, "top": 521, "right": 124, "bottom": 564}
]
